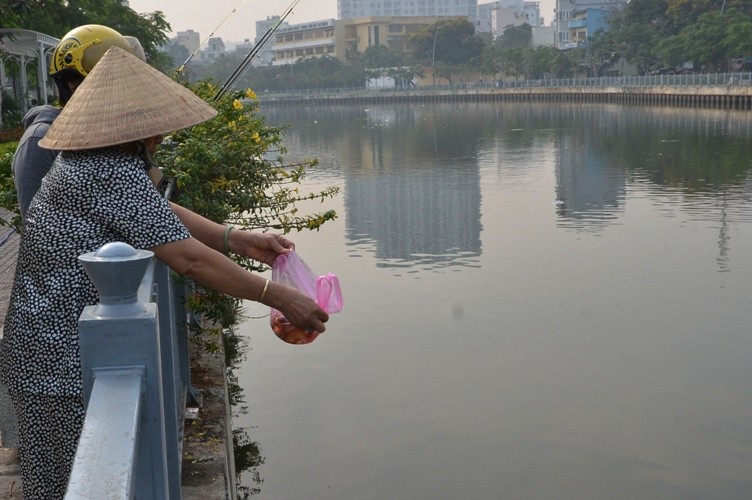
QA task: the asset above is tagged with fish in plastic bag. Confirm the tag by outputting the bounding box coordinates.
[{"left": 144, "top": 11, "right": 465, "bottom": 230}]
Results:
[{"left": 270, "top": 251, "right": 343, "bottom": 345}]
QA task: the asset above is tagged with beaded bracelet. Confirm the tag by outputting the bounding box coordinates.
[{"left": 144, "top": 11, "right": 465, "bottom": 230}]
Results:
[{"left": 223, "top": 225, "right": 234, "bottom": 254}]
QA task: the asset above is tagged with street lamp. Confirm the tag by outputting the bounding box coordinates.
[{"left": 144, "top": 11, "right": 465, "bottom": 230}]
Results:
[{"left": 431, "top": 22, "right": 443, "bottom": 86}]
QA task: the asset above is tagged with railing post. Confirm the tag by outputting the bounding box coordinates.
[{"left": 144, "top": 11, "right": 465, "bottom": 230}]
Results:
[
  {"left": 152, "top": 260, "right": 188, "bottom": 500},
  {"left": 72, "top": 242, "right": 174, "bottom": 499}
]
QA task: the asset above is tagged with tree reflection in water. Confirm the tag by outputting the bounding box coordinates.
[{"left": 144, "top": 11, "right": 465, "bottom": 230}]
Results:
[{"left": 224, "top": 329, "right": 265, "bottom": 498}]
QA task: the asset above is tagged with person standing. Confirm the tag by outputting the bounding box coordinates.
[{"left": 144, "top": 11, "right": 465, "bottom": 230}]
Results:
[
  {"left": 1, "top": 46, "right": 329, "bottom": 499},
  {"left": 1, "top": 24, "right": 149, "bottom": 477}
]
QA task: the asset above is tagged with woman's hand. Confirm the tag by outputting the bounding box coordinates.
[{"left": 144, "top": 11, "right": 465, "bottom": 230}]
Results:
[
  {"left": 266, "top": 282, "right": 329, "bottom": 333},
  {"left": 230, "top": 231, "right": 294, "bottom": 266}
]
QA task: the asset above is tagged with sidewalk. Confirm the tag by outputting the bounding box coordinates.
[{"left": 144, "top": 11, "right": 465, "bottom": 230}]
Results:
[{"left": 0, "top": 214, "right": 22, "bottom": 499}]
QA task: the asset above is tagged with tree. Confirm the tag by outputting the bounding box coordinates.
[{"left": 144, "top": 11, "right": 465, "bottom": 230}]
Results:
[
  {"left": 156, "top": 84, "right": 338, "bottom": 328},
  {"left": 407, "top": 17, "right": 485, "bottom": 84},
  {"left": 495, "top": 23, "right": 533, "bottom": 50},
  {"left": 363, "top": 44, "right": 403, "bottom": 69},
  {"left": 0, "top": 0, "right": 170, "bottom": 62}
]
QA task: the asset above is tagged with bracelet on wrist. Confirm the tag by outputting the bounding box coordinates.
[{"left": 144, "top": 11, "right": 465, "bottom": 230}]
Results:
[
  {"left": 259, "top": 279, "right": 270, "bottom": 302},
  {"left": 223, "top": 225, "right": 234, "bottom": 254}
]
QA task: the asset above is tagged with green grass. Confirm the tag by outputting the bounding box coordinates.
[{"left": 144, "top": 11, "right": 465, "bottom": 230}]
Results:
[{"left": 0, "top": 142, "right": 17, "bottom": 155}]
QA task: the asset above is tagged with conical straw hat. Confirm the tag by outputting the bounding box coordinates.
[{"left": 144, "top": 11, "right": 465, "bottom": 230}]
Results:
[{"left": 40, "top": 46, "right": 217, "bottom": 150}]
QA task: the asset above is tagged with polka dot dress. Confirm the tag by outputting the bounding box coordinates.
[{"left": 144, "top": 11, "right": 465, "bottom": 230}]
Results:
[{"left": 0, "top": 147, "right": 190, "bottom": 499}]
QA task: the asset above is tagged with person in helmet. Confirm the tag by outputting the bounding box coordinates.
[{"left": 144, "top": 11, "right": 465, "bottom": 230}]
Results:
[
  {"left": 1, "top": 46, "right": 328, "bottom": 498},
  {"left": 11, "top": 25, "right": 141, "bottom": 219}
]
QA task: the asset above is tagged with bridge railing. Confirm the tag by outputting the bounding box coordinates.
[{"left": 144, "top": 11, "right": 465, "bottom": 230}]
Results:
[{"left": 65, "top": 242, "right": 193, "bottom": 499}]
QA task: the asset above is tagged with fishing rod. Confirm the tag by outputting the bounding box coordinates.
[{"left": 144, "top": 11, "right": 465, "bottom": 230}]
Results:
[
  {"left": 177, "top": 0, "right": 249, "bottom": 73},
  {"left": 214, "top": 0, "right": 302, "bottom": 101}
]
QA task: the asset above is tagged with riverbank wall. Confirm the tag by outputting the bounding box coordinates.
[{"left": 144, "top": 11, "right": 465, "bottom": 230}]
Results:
[{"left": 259, "top": 85, "right": 752, "bottom": 110}]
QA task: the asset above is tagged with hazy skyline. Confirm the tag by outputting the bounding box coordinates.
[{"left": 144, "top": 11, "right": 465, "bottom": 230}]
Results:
[{"left": 127, "top": 0, "right": 556, "bottom": 43}]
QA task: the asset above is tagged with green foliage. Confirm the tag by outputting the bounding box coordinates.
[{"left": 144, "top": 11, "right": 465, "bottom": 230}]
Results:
[
  {"left": 609, "top": 0, "right": 752, "bottom": 72},
  {"left": 0, "top": 143, "right": 21, "bottom": 229},
  {"left": 159, "top": 82, "right": 338, "bottom": 239},
  {"left": 406, "top": 17, "right": 486, "bottom": 83},
  {"left": 156, "top": 82, "right": 339, "bottom": 332},
  {"left": 495, "top": 24, "right": 533, "bottom": 50},
  {"left": 0, "top": 0, "right": 170, "bottom": 61}
]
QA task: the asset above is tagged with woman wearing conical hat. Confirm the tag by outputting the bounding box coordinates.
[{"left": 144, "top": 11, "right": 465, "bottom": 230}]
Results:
[{"left": 0, "top": 46, "right": 328, "bottom": 499}]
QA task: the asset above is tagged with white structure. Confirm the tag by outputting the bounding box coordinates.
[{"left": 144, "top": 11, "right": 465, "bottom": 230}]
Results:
[
  {"left": 175, "top": 30, "right": 200, "bottom": 58},
  {"left": 555, "top": 0, "right": 626, "bottom": 50},
  {"left": 479, "top": 1, "right": 542, "bottom": 37},
  {"left": 523, "top": 1, "right": 542, "bottom": 26},
  {"left": 271, "top": 19, "right": 342, "bottom": 66},
  {"left": 201, "top": 37, "right": 225, "bottom": 62},
  {"left": 254, "top": 16, "right": 288, "bottom": 66},
  {"left": 0, "top": 28, "right": 59, "bottom": 113},
  {"left": 234, "top": 39, "right": 253, "bottom": 54},
  {"left": 338, "top": 0, "right": 478, "bottom": 23}
]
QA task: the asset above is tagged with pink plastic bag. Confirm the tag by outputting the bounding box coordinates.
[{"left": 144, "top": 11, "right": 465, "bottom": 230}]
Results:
[{"left": 270, "top": 251, "right": 343, "bottom": 345}]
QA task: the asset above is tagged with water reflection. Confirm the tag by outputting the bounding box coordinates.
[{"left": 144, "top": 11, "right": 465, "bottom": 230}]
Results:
[
  {"left": 262, "top": 102, "right": 752, "bottom": 272},
  {"left": 248, "top": 102, "right": 752, "bottom": 498}
]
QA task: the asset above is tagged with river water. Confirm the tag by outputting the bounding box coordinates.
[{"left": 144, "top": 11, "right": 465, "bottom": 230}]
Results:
[{"left": 235, "top": 102, "right": 752, "bottom": 499}]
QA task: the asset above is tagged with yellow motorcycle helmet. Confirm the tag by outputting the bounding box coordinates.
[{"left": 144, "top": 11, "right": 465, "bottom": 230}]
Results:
[{"left": 50, "top": 24, "right": 133, "bottom": 78}]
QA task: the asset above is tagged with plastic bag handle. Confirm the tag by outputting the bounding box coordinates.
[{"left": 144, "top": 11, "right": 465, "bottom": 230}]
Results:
[{"left": 316, "top": 273, "right": 343, "bottom": 313}]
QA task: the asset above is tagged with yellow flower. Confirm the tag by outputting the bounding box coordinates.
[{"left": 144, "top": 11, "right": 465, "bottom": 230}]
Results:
[
  {"left": 228, "top": 121, "right": 237, "bottom": 130},
  {"left": 251, "top": 131, "right": 261, "bottom": 143},
  {"left": 245, "top": 88, "right": 257, "bottom": 100},
  {"left": 233, "top": 99, "right": 243, "bottom": 110}
]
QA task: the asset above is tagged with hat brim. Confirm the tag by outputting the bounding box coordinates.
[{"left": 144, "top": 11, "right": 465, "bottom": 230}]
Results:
[{"left": 40, "top": 46, "right": 217, "bottom": 151}]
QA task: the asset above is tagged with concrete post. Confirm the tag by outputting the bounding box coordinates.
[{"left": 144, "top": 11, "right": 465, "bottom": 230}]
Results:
[{"left": 75, "top": 242, "right": 173, "bottom": 499}]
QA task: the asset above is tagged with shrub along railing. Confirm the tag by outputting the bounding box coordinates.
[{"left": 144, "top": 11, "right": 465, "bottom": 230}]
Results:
[{"left": 65, "top": 242, "right": 193, "bottom": 499}]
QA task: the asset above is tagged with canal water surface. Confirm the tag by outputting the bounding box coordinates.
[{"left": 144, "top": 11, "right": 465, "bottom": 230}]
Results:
[{"left": 235, "top": 102, "right": 752, "bottom": 499}]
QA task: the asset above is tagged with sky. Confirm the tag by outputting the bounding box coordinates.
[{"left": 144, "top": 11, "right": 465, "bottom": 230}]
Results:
[{"left": 127, "top": 0, "right": 557, "bottom": 44}]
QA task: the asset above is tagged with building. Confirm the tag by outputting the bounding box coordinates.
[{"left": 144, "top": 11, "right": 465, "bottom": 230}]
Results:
[
  {"left": 255, "top": 16, "right": 288, "bottom": 66},
  {"left": 338, "top": 0, "right": 478, "bottom": 23},
  {"left": 201, "top": 37, "right": 226, "bottom": 62},
  {"left": 271, "top": 16, "right": 442, "bottom": 65},
  {"left": 564, "top": 8, "right": 611, "bottom": 48},
  {"left": 272, "top": 19, "right": 344, "bottom": 65},
  {"left": 175, "top": 30, "right": 201, "bottom": 58},
  {"left": 478, "top": 1, "right": 551, "bottom": 47},
  {"left": 347, "top": 16, "right": 444, "bottom": 55},
  {"left": 554, "top": 0, "right": 626, "bottom": 50},
  {"left": 235, "top": 39, "right": 253, "bottom": 55}
]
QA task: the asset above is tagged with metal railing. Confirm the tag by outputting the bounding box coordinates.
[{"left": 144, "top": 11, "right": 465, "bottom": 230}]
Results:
[
  {"left": 65, "top": 242, "right": 193, "bottom": 499},
  {"left": 256, "top": 71, "right": 752, "bottom": 99}
]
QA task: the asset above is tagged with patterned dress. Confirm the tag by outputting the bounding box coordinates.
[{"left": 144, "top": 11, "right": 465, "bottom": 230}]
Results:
[{"left": 0, "top": 147, "right": 190, "bottom": 499}]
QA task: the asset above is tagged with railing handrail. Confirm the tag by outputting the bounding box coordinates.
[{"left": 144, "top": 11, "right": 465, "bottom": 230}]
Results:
[{"left": 68, "top": 243, "right": 192, "bottom": 499}]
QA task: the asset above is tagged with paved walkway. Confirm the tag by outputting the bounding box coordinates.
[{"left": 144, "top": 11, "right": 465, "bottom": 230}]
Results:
[{"left": 0, "top": 211, "right": 22, "bottom": 499}]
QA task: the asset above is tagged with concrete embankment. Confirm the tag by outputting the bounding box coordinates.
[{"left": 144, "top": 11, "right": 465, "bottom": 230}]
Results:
[{"left": 259, "top": 85, "right": 752, "bottom": 110}]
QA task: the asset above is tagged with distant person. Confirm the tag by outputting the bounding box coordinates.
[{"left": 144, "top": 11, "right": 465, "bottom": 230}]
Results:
[
  {"left": 1, "top": 46, "right": 329, "bottom": 499},
  {"left": 11, "top": 25, "right": 143, "bottom": 219}
]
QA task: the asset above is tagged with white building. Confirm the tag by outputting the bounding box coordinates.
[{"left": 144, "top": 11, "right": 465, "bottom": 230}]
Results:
[
  {"left": 479, "top": 1, "right": 542, "bottom": 37},
  {"left": 175, "top": 30, "right": 200, "bottom": 58},
  {"left": 338, "top": 0, "right": 478, "bottom": 23},
  {"left": 201, "top": 37, "right": 225, "bottom": 62},
  {"left": 254, "top": 16, "right": 289, "bottom": 66}
]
